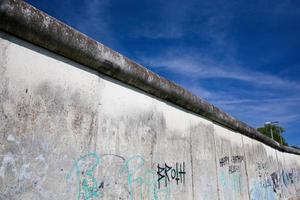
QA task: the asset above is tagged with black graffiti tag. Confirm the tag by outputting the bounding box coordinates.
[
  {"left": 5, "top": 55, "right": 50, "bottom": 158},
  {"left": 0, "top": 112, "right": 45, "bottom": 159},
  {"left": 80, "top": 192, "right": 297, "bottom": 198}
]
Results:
[{"left": 157, "top": 162, "right": 186, "bottom": 188}]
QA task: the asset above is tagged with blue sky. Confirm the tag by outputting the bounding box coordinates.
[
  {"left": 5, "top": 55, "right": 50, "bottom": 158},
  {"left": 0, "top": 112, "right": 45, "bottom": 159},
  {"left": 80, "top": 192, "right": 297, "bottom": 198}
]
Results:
[{"left": 26, "top": 0, "right": 300, "bottom": 146}]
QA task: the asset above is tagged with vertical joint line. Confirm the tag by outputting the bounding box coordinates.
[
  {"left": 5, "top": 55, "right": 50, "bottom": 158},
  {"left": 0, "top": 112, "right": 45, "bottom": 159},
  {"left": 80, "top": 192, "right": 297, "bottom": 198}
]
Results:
[
  {"left": 189, "top": 126, "right": 195, "bottom": 200},
  {"left": 241, "top": 136, "right": 251, "bottom": 200}
]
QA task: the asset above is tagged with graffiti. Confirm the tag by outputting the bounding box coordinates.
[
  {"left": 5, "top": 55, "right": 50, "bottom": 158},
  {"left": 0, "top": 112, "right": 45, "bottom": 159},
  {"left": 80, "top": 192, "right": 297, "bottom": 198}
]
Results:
[
  {"left": 119, "top": 155, "right": 174, "bottom": 200},
  {"left": 119, "top": 156, "right": 186, "bottom": 200},
  {"left": 119, "top": 155, "right": 146, "bottom": 200},
  {"left": 67, "top": 153, "right": 185, "bottom": 199},
  {"left": 250, "top": 164, "right": 279, "bottom": 200},
  {"left": 256, "top": 162, "right": 268, "bottom": 171},
  {"left": 255, "top": 162, "right": 268, "bottom": 178},
  {"left": 66, "top": 152, "right": 103, "bottom": 200},
  {"left": 219, "top": 156, "right": 230, "bottom": 167},
  {"left": 250, "top": 180, "right": 276, "bottom": 200},
  {"left": 254, "top": 162, "right": 279, "bottom": 195},
  {"left": 219, "top": 155, "right": 243, "bottom": 166},
  {"left": 219, "top": 155, "right": 244, "bottom": 174},
  {"left": 157, "top": 162, "right": 186, "bottom": 189},
  {"left": 281, "top": 169, "right": 297, "bottom": 187},
  {"left": 218, "top": 155, "right": 244, "bottom": 194},
  {"left": 249, "top": 162, "right": 300, "bottom": 200},
  {"left": 231, "top": 156, "right": 243, "bottom": 164},
  {"left": 270, "top": 172, "right": 280, "bottom": 192},
  {"left": 280, "top": 168, "right": 300, "bottom": 199},
  {"left": 220, "top": 171, "right": 243, "bottom": 193},
  {"left": 255, "top": 161, "right": 270, "bottom": 190},
  {"left": 229, "top": 165, "right": 240, "bottom": 174}
]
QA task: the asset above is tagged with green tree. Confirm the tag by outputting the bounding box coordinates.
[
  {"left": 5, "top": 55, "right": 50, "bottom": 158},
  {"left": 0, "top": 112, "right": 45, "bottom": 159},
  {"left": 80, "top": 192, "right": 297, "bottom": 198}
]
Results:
[{"left": 257, "top": 124, "right": 288, "bottom": 145}]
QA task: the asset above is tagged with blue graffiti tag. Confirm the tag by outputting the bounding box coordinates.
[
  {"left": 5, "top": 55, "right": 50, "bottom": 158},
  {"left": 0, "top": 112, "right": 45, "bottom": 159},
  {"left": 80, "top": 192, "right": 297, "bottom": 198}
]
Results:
[
  {"left": 66, "top": 152, "right": 103, "bottom": 200},
  {"left": 119, "top": 155, "right": 172, "bottom": 200},
  {"left": 67, "top": 153, "right": 180, "bottom": 199},
  {"left": 119, "top": 155, "right": 145, "bottom": 200},
  {"left": 250, "top": 179, "right": 276, "bottom": 200}
]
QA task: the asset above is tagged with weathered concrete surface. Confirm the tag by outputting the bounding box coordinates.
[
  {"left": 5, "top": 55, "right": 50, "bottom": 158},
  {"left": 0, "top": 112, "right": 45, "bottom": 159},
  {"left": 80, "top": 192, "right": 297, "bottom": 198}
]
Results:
[
  {"left": 0, "top": 32, "right": 103, "bottom": 199},
  {"left": 189, "top": 116, "right": 218, "bottom": 200},
  {"left": 0, "top": 31, "right": 194, "bottom": 199},
  {"left": 2, "top": 30, "right": 299, "bottom": 200},
  {"left": 276, "top": 152, "right": 300, "bottom": 199},
  {"left": 1, "top": 1, "right": 300, "bottom": 200},
  {"left": 214, "top": 126, "right": 249, "bottom": 200},
  {"left": 243, "top": 136, "right": 281, "bottom": 200},
  {"left": 0, "top": 0, "right": 299, "bottom": 154}
]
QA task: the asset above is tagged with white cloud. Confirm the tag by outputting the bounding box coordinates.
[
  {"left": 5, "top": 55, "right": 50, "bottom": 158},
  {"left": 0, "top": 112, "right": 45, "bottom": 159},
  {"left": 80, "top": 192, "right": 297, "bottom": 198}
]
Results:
[
  {"left": 76, "top": 0, "right": 110, "bottom": 35},
  {"left": 212, "top": 97, "right": 300, "bottom": 105},
  {"left": 142, "top": 50, "right": 300, "bottom": 90},
  {"left": 72, "top": 0, "right": 124, "bottom": 51},
  {"left": 213, "top": 96, "right": 300, "bottom": 125},
  {"left": 141, "top": 49, "right": 300, "bottom": 132}
]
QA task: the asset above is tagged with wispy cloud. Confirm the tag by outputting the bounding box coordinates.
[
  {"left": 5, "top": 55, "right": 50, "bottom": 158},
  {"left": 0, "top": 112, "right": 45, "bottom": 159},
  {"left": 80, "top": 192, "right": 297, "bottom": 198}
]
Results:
[
  {"left": 213, "top": 97, "right": 300, "bottom": 105},
  {"left": 70, "top": 0, "right": 127, "bottom": 52},
  {"left": 214, "top": 97, "right": 300, "bottom": 124},
  {"left": 210, "top": 96, "right": 297, "bottom": 123},
  {"left": 141, "top": 47, "right": 300, "bottom": 134},
  {"left": 129, "top": 0, "right": 190, "bottom": 39},
  {"left": 142, "top": 50, "right": 300, "bottom": 90},
  {"left": 74, "top": 0, "right": 110, "bottom": 36}
]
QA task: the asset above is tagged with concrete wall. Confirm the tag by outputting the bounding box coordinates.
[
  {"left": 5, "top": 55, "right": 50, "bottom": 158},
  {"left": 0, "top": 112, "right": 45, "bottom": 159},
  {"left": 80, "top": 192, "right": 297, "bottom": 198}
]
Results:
[
  {"left": 1, "top": 30, "right": 300, "bottom": 200},
  {"left": 1, "top": 1, "right": 300, "bottom": 200}
]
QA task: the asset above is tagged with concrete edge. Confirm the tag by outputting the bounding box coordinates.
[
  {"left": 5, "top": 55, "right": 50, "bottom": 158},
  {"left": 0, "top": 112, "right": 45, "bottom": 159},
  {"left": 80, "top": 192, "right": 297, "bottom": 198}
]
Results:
[{"left": 0, "top": 0, "right": 299, "bottom": 155}]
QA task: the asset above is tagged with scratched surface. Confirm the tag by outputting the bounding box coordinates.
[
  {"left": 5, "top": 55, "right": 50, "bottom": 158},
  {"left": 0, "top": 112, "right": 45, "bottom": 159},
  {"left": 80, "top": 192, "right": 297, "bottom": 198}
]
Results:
[
  {"left": 0, "top": 31, "right": 103, "bottom": 200},
  {"left": 1, "top": 30, "right": 300, "bottom": 200},
  {"left": 0, "top": 31, "right": 191, "bottom": 200},
  {"left": 243, "top": 136, "right": 281, "bottom": 200},
  {"left": 276, "top": 151, "right": 300, "bottom": 199},
  {"left": 214, "top": 126, "right": 250, "bottom": 200},
  {"left": 189, "top": 117, "right": 218, "bottom": 200}
]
